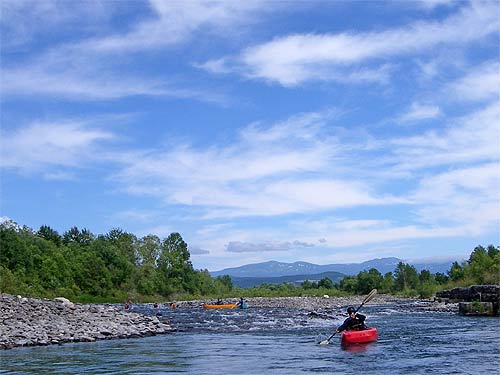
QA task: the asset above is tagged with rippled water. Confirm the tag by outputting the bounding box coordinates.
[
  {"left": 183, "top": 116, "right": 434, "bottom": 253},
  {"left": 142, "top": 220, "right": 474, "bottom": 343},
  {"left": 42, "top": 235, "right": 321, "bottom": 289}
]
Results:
[{"left": 1, "top": 303, "right": 499, "bottom": 374}]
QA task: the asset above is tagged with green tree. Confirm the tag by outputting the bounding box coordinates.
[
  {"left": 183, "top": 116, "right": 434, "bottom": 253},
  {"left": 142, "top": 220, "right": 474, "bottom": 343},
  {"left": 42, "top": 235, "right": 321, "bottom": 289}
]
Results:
[
  {"left": 136, "top": 234, "right": 161, "bottom": 266},
  {"left": 318, "top": 277, "right": 334, "bottom": 289},
  {"left": 338, "top": 276, "right": 358, "bottom": 293},
  {"left": 448, "top": 261, "right": 465, "bottom": 281},
  {"left": 37, "top": 225, "right": 62, "bottom": 246},
  {"left": 215, "top": 275, "right": 233, "bottom": 293},
  {"left": 301, "top": 280, "right": 316, "bottom": 289},
  {"left": 156, "top": 233, "right": 194, "bottom": 295},
  {"left": 434, "top": 272, "right": 449, "bottom": 284},
  {"left": 394, "top": 262, "right": 419, "bottom": 292},
  {"left": 63, "top": 227, "right": 94, "bottom": 246},
  {"left": 380, "top": 272, "right": 394, "bottom": 293},
  {"left": 356, "top": 268, "right": 383, "bottom": 294}
]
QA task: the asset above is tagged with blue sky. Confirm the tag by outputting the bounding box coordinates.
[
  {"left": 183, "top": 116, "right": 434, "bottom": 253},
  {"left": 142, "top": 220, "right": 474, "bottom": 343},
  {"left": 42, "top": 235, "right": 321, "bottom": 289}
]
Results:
[{"left": 1, "top": 0, "right": 499, "bottom": 271}]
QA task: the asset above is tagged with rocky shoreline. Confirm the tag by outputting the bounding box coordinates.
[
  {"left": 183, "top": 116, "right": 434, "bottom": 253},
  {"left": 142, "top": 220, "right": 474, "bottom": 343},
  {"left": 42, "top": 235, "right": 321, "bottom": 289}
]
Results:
[
  {"left": 176, "top": 294, "right": 458, "bottom": 313},
  {"left": 0, "top": 294, "right": 173, "bottom": 350},
  {"left": 1, "top": 293, "right": 457, "bottom": 350}
]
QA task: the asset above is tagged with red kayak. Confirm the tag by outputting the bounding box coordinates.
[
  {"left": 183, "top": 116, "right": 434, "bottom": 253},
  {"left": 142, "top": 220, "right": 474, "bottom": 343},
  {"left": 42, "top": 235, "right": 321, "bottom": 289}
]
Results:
[{"left": 341, "top": 327, "right": 378, "bottom": 345}]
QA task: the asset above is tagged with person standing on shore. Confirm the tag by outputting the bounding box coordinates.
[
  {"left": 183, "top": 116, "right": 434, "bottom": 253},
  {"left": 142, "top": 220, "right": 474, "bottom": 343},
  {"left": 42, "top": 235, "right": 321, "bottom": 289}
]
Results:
[{"left": 335, "top": 306, "right": 367, "bottom": 333}]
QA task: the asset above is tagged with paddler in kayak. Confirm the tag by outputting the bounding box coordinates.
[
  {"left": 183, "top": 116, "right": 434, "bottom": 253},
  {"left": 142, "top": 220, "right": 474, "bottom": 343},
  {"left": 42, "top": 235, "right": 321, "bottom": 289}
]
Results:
[{"left": 335, "top": 306, "right": 367, "bottom": 333}]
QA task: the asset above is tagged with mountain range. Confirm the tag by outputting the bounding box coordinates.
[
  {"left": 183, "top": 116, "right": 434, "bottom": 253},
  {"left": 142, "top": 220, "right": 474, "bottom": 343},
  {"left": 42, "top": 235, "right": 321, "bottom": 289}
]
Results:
[
  {"left": 211, "top": 257, "right": 455, "bottom": 279},
  {"left": 230, "top": 271, "right": 345, "bottom": 288}
]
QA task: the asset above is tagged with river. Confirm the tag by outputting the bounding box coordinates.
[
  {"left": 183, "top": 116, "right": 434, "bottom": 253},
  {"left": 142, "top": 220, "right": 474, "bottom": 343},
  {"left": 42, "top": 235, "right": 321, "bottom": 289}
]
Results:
[{"left": 1, "top": 302, "right": 498, "bottom": 374}]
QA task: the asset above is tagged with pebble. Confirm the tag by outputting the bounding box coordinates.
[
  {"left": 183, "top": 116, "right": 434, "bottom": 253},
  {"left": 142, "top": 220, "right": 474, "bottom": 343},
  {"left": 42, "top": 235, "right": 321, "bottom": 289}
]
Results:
[{"left": 0, "top": 294, "right": 173, "bottom": 350}]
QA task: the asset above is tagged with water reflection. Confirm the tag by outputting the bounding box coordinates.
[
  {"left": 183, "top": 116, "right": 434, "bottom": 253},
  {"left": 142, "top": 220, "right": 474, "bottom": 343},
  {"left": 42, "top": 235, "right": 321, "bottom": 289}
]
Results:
[{"left": 341, "top": 342, "right": 372, "bottom": 352}]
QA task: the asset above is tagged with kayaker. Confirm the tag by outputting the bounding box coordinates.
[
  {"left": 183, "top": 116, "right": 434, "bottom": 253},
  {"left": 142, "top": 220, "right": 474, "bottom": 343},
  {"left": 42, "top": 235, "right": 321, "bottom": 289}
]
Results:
[{"left": 335, "top": 306, "right": 367, "bottom": 333}]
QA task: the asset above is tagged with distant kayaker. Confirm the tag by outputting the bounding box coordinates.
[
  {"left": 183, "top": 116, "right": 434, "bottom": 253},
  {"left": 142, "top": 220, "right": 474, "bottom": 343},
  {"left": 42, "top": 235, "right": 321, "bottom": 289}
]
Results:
[
  {"left": 124, "top": 300, "right": 132, "bottom": 310},
  {"left": 335, "top": 306, "right": 367, "bottom": 333}
]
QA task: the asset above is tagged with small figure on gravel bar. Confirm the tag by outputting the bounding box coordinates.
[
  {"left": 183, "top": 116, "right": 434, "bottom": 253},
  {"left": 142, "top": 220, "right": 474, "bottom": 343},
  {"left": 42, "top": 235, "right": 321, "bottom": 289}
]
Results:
[{"left": 335, "top": 306, "right": 367, "bottom": 333}]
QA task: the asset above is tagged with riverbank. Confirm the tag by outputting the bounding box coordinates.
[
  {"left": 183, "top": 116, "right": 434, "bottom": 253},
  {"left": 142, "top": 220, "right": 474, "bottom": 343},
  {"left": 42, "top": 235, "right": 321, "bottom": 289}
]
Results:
[
  {"left": 175, "top": 294, "right": 458, "bottom": 313},
  {"left": 0, "top": 294, "right": 173, "bottom": 350},
  {"left": 1, "top": 293, "right": 457, "bottom": 350}
]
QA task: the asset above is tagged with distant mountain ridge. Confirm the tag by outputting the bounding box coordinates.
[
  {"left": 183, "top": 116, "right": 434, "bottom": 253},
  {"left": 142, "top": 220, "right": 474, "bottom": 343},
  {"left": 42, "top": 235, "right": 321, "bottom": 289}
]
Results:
[
  {"left": 211, "top": 257, "right": 455, "bottom": 278},
  {"left": 230, "top": 271, "right": 345, "bottom": 288}
]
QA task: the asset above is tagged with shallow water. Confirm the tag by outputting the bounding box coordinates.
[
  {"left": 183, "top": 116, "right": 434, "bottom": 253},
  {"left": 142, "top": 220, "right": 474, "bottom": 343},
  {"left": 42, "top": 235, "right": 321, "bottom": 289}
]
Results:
[{"left": 1, "top": 303, "right": 499, "bottom": 374}]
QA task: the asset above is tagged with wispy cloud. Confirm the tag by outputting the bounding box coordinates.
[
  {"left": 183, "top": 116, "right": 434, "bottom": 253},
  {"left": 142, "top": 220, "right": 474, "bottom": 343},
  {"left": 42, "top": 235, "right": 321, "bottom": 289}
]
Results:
[
  {"left": 0, "top": 0, "right": 112, "bottom": 48},
  {"left": 397, "top": 102, "right": 441, "bottom": 123},
  {"left": 226, "top": 240, "right": 315, "bottom": 253},
  {"left": 411, "top": 162, "right": 500, "bottom": 232},
  {"left": 447, "top": 60, "right": 500, "bottom": 102},
  {"left": 115, "top": 110, "right": 399, "bottom": 218},
  {"left": 389, "top": 101, "right": 499, "bottom": 173},
  {"left": 81, "top": 0, "right": 269, "bottom": 53},
  {"left": 0, "top": 120, "right": 114, "bottom": 172},
  {"left": 1, "top": 0, "right": 271, "bottom": 101},
  {"left": 201, "top": 2, "right": 499, "bottom": 86}
]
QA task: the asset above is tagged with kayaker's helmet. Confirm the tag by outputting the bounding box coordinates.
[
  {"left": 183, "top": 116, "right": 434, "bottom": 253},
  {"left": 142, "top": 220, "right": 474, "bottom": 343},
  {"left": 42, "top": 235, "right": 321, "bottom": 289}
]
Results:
[{"left": 347, "top": 306, "right": 356, "bottom": 314}]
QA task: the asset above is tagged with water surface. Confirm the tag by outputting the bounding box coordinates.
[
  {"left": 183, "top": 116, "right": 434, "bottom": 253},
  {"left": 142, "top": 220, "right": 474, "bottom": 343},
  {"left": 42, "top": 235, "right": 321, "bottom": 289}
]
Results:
[{"left": 1, "top": 303, "right": 498, "bottom": 374}]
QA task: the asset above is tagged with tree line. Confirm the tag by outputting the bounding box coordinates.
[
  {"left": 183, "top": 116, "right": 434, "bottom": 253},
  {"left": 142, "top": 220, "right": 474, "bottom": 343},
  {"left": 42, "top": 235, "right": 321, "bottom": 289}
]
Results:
[
  {"left": 248, "top": 244, "right": 498, "bottom": 298},
  {"left": 0, "top": 220, "right": 231, "bottom": 302},
  {"left": 0, "top": 220, "right": 498, "bottom": 301}
]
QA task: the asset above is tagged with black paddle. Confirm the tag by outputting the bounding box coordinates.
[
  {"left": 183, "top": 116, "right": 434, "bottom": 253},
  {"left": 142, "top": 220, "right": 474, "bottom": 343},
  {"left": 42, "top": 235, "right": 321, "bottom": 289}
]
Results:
[{"left": 318, "top": 288, "right": 377, "bottom": 345}]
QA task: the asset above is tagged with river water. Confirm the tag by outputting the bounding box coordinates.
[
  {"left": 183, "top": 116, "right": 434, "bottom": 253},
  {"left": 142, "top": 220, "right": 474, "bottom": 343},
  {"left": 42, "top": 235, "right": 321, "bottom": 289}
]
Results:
[{"left": 1, "top": 303, "right": 499, "bottom": 374}]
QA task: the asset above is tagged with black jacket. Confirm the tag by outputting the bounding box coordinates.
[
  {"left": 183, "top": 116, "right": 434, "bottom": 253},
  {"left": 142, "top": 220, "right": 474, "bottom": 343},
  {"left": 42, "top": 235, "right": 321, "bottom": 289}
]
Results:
[{"left": 337, "top": 313, "right": 366, "bottom": 332}]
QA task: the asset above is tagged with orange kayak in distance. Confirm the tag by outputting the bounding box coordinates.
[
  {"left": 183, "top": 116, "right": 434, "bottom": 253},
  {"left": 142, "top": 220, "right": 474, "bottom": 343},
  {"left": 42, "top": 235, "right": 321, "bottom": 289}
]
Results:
[{"left": 202, "top": 303, "right": 237, "bottom": 309}]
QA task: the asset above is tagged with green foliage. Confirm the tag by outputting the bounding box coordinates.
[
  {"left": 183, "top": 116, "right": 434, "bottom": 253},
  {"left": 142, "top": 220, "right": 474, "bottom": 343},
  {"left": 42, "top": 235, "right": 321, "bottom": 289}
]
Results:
[
  {"left": 318, "top": 277, "right": 334, "bottom": 289},
  {"left": 0, "top": 220, "right": 497, "bottom": 302},
  {"left": 394, "top": 262, "right": 419, "bottom": 291},
  {"left": 0, "top": 220, "right": 213, "bottom": 300},
  {"left": 356, "top": 268, "right": 383, "bottom": 294}
]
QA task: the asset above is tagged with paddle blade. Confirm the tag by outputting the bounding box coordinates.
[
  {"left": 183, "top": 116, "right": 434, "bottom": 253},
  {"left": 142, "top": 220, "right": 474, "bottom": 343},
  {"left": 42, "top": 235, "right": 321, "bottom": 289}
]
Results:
[{"left": 318, "top": 339, "right": 330, "bottom": 345}]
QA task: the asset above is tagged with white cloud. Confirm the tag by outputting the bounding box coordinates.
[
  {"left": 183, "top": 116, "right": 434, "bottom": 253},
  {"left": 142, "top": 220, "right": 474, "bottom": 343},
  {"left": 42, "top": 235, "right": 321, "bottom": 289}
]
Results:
[
  {"left": 411, "top": 162, "right": 500, "bottom": 232},
  {"left": 85, "top": 0, "right": 269, "bottom": 53},
  {"left": 416, "top": 0, "right": 457, "bottom": 10},
  {"left": 398, "top": 102, "right": 441, "bottom": 123},
  {"left": 203, "top": 2, "right": 499, "bottom": 85},
  {"left": 0, "top": 0, "right": 112, "bottom": 48},
  {"left": 1, "top": 1, "right": 272, "bottom": 101},
  {"left": 226, "top": 240, "right": 314, "bottom": 253},
  {"left": 115, "top": 110, "right": 398, "bottom": 218},
  {"left": 448, "top": 60, "right": 500, "bottom": 102},
  {"left": 188, "top": 246, "right": 210, "bottom": 255},
  {"left": 389, "top": 101, "right": 500, "bottom": 173},
  {"left": 1, "top": 66, "right": 169, "bottom": 100},
  {"left": 0, "top": 120, "right": 114, "bottom": 172}
]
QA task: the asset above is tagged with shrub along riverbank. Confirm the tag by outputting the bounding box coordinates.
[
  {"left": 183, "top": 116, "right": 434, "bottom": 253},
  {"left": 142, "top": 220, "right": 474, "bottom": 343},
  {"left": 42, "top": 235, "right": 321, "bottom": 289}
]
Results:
[{"left": 0, "top": 220, "right": 498, "bottom": 302}]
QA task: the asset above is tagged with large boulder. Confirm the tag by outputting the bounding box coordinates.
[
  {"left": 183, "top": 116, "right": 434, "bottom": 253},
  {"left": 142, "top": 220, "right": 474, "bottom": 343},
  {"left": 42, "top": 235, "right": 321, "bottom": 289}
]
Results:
[
  {"left": 436, "top": 285, "right": 499, "bottom": 316},
  {"left": 436, "top": 285, "right": 499, "bottom": 302},
  {"left": 54, "top": 297, "right": 75, "bottom": 308}
]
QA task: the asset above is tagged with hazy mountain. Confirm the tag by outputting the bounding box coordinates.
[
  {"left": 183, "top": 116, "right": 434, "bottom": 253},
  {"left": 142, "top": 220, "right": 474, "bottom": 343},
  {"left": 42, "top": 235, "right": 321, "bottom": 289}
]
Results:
[
  {"left": 211, "top": 257, "right": 454, "bottom": 278},
  {"left": 230, "top": 271, "right": 345, "bottom": 288}
]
